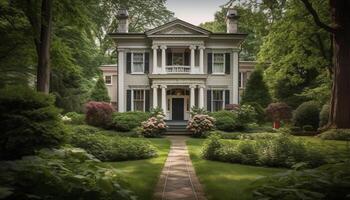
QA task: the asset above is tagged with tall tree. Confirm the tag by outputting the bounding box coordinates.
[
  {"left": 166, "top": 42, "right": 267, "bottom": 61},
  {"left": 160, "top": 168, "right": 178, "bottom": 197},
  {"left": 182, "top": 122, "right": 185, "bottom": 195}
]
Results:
[
  {"left": 90, "top": 76, "right": 110, "bottom": 102},
  {"left": 299, "top": 0, "right": 350, "bottom": 128}
]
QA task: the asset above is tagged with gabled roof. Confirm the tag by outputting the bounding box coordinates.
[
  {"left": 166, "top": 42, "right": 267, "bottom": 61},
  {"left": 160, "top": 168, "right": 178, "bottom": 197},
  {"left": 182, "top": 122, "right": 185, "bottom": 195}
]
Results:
[{"left": 145, "top": 18, "right": 211, "bottom": 36}]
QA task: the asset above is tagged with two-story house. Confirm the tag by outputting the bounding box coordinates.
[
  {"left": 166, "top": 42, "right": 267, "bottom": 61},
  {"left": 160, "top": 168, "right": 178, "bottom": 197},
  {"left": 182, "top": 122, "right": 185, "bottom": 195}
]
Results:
[{"left": 108, "top": 8, "right": 248, "bottom": 120}]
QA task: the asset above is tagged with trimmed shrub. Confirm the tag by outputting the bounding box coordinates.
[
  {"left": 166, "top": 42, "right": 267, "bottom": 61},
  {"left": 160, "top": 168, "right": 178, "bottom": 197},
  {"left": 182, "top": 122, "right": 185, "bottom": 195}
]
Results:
[
  {"left": 0, "top": 86, "right": 66, "bottom": 160},
  {"left": 293, "top": 101, "right": 320, "bottom": 130},
  {"left": 85, "top": 101, "right": 114, "bottom": 128},
  {"left": 319, "top": 104, "right": 330, "bottom": 128},
  {"left": 187, "top": 114, "right": 215, "bottom": 137},
  {"left": 64, "top": 112, "right": 85, "bottom": 125},
  {"left": 69, "top": 127, "right": 156, "bottom": 161},
  {"left": 90, "top": 76, "right": 110, "bottom": 102},
  {"left": 201, "top": 134, "right": 325, "bottom": 168},
  {"left": 201, "top": 133, "right": 222, "bottom": 160},
  {"left": 0, "top": 148, "right": 135, "bottom": 200},
  {"left": 290, "top": 126, "right": 302, "bottom": 133},
  {"left": 303, "top": 125, "right": 314, "bottom": 132},
  {"left": 253, "top": 162, "right": 350, "bottom": 200},
  {"left": 319, "top": 129, "right": 350, "bottom": 141},
  {"left": 112, "top": 112, "right": 150, "bottom": 131}
]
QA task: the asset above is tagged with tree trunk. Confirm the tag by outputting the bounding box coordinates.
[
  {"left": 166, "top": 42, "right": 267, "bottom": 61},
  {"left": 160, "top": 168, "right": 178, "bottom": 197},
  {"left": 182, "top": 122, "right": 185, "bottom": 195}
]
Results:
[
  {"left": 36, "top": 0, "right": 52, "bottom": 93},
  {"left": 328, "top": 0, "right": 350, "bottom": 128}
]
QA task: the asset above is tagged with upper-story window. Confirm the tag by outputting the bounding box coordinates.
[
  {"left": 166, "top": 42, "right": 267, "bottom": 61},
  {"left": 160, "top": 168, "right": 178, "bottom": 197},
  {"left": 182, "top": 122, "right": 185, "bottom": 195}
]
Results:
[
  {"left": 104, "top": 75, "right": 112, "bottom": 85},
  {"left": 172, "top": 53, "right": 184, "bottom": 65},
  {"left": 213, "top": 53, "right": 225, "bottom": 74},
  {"left": 132, "top": 53, "right": 144, "bottom": 73}
]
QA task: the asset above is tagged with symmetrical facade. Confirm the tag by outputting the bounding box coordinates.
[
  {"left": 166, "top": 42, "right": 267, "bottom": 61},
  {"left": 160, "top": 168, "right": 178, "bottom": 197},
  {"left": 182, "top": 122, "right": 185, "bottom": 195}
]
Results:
[{"left": 108, "top": 8, "right": 248, "bottom": 120}]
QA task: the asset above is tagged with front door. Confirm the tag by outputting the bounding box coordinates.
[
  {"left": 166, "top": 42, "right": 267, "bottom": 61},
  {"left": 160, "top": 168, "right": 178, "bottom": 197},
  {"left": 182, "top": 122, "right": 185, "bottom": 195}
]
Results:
[{"left": 172, "top": 98, "right": 184, "bottom": 120}]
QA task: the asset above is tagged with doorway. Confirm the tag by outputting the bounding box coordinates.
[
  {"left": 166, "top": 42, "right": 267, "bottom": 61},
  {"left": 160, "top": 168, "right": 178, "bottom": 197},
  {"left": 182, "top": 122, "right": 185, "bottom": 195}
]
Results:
[{"left": 171, "top": 98, "right": 184, "bottom": 120}]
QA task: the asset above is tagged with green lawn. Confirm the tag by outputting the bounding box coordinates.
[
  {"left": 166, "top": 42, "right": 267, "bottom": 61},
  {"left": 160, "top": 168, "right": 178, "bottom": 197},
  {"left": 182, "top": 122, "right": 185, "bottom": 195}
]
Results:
[
  {"left": 105, "top": 138, "right": 170, "bottom": 200},
  {"left": 187, "top": 139, "right": 285, "bottom": 200}
]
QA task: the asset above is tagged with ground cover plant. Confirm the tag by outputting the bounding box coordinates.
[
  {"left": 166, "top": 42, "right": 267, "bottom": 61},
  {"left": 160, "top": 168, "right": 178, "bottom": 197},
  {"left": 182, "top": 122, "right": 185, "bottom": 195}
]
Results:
[{"left": 318, "top": 129, "right": 350, "bottom": 141}]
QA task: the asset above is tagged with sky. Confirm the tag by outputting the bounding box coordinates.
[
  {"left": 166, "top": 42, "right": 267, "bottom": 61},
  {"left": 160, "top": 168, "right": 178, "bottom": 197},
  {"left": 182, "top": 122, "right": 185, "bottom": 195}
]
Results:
[{"left": 166, "top": 0, "right": 228, "bottom": 25}]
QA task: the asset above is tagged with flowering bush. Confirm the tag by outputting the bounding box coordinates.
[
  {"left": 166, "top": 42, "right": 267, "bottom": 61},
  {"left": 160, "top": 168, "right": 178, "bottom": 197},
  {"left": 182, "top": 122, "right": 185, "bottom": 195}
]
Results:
[
  {"left": 141, "top": 115, "right": 167, "bottom": 138},
  {"left": 187, "top": 114, "right": 215, "bottom": 137},
  {"left": 85, "top": 101, "right": 115, "bottom": 128}
]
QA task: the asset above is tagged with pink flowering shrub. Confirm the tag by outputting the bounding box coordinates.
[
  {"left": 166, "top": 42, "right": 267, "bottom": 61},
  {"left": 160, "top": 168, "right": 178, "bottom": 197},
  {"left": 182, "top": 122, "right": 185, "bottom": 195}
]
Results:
[
  {"left": 187, "top": 114, "right": 215, "bottom": 137},
  {"left": 85, "top": 101, "right": 115, "bottom": 128},
  {"left": 141, "top": 116, "right": 167, "bottom": 138}
]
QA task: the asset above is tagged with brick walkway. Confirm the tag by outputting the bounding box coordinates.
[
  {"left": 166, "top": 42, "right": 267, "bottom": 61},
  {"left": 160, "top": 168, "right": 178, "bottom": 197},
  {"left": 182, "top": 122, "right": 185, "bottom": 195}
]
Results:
[{"left": 154, "top": 136, "right": 206, "bottom": 200}]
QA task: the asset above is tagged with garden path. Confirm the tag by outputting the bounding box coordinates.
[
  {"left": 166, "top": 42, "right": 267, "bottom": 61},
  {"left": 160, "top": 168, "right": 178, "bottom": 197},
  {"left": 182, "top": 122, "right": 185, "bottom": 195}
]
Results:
[{"left": 154, "top": 136, "right": 206, "bottom": 200}]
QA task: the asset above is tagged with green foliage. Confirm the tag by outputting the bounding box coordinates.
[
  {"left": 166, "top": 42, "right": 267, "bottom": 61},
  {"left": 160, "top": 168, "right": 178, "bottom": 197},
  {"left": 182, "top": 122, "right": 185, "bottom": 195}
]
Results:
[
  {"left": 68, "top": 125, "right": 156, "bottom": 161},
  {"left": 319, "top": 129, "right": 350, "bottom": 141},
  {"left": 201, "top": 134, "right": 325, "bottom": 168},
  {"left": 0, "top": 147, "right": 135, "bottom": 200},
  {"left": 190, "top": 106, "right": 209, "bottom": 115},
  {"left": 253, "top": 162, "right": 350, "bottom": 200},
  {"left": 201, "top": 133, "right": 222, "bottom": 160},
  {"left": 241, "top": 70, "right": 272, "bottom": 107},
  {"left": 112, "top": 112, "right": 151, "bottom": 132},
  {"left": 319, "top": 104, "right": 330, "bottom": 128},
  {"left": 64, "top": 112, "right": 85, "bottom": 125},
  {"left": 0, "top": 86, "right": 66, "bottom": 160},
  {"left": 303, "top": 125, "right": 314, "bottom": 132},
  {"left": 90, "top": 76, "right": 110, "bottom": 102},
  {"left": 243, "top": 102, "right": 266, "bottom": 124},
  {"left": 293, "top": 101, "right": 320, "bottom": 130}
]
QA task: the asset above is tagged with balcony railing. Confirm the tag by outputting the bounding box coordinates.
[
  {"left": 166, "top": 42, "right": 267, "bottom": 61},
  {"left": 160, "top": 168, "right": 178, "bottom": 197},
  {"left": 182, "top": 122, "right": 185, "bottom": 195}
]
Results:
[{"left": 166, "top": 65, "right": 191, "bottom": 73}]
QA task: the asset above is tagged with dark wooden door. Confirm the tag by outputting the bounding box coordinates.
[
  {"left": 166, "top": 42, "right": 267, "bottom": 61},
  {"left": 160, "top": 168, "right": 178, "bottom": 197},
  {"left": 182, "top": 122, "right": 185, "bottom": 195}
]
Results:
[{"left": 172, "top": 98, "right": 184, "bottom": 120}]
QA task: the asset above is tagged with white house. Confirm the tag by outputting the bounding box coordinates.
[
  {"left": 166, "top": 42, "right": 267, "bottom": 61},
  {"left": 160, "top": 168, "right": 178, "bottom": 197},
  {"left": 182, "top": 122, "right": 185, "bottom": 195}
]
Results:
[{"left": 106, "top": 8, "right": 251, "bottom": 120}]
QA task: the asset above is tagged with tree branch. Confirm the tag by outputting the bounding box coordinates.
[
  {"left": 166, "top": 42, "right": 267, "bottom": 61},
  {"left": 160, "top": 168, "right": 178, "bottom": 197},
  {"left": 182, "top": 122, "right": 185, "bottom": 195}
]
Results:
[{"left": 299, "top": 0, "right": 336, "bottom": 33}]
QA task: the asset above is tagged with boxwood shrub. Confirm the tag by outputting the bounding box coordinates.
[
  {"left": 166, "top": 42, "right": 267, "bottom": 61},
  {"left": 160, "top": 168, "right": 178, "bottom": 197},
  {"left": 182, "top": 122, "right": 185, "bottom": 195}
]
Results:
[
  {"left": 112, "top": 112, "right": 150, "bottom": 131},
  {"left": 319, "top": 104, "right": 330, "bottom": 128},
  {"left": 0, "top": 86, "right": 66, "bottom": 160},
  {"left": 293, "top": 101, "right": 320, "bottom": 131},
  {"left": 319, "top": 129, "right": 350, "bottom": 141}
]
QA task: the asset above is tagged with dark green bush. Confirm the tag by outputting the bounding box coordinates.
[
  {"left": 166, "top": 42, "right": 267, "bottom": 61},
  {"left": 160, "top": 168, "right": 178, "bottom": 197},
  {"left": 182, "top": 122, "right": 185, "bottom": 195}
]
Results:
[
  {"left": 0, "top": 148, "right": 135, "bottom": 200},
  {"left": 293, "top": 101, "right": 320, "bottom": 131},
  {"left": 303, "top": 125, "right": 314, "bottom": 132},
  {"left": 290, "top": 126, "right": 302, "bottom": 133},
  {"left": 112, "top": 112, "right": 150, "bottom": 131},
  {"left": 243, "top": 102, "right": 266, "bottom": 124},
  {"left": 0, "top": 86, "right": 66, "bottom": 160},
  {"left": 319, "top": 129, "right": 350, "bottom": 141},
  {"left": 201, "top": 134, "right": 325, "bottom": 168},
  {"left": 253, "top": 162, "right": 350, "bottom": 200},
  {"left": 319, "top": 104, "right": 330, "bottom": 128},
  {"left": 69, "top": 126, "right": 156, "bottom": 161},
  {"left": 65, "top": 112, "right": 85, "bottom": 125}
]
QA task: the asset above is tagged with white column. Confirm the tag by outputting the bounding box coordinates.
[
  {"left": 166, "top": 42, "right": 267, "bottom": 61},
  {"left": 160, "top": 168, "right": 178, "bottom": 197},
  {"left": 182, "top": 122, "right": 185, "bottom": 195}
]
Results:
[
  {"left": 198, "top": 85, "right": 205, "bottom": 108},
  {"left": 233, "top": 50, "right": 239, "bottom": 104},
  {"left": 189, "top": 45, "right": 196, "bottom": 74},
  {"left": 161, "top": 45, "right": 167, "bottom": 74},
  {"left": 117, "top": 49, "right": 125, "bottom": 112},
  {"left": 161, "top": 85, "right": 167, "bottom": 117},
  {"left": 152, "top": 85, "right": 158, "bottom": 108},
  {"left": 199, "top": 46, "right": 205, "bottom": 74},
  {"left": 152, "top": 45, "right": 158, "bottom": 74},
  {"left": 189, "top": 85, "right": 196, "bottom": 109}
]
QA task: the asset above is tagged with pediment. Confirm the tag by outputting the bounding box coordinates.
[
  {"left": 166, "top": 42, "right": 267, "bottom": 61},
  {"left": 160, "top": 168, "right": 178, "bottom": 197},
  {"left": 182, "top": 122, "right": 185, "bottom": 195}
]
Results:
[{"left": 146, "top": 19, "right": 211, "bottom": 36}]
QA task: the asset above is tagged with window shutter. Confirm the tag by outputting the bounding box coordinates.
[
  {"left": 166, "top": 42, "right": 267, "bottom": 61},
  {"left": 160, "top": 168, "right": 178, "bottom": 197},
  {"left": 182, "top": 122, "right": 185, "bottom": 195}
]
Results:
[
  {"left": 144, "top": 52, "right": 149, "bottom": 74},
  {"left": 145, "top": 90, "right": 150, "bottom": 112},
  {"left": 207, "top": 90, "right": 212, "bottom": 111},
  {"left": 126, "top": 90, "right": 131, "bottom": 111},
  {"left": 126, "top": 53, "right": 132, "bottom": 74},
  {"left": 184, "top": 52, "right": 190, "bottom": 66},
  {"left": 207, "top": 53, "right": 212, "bottom": 74},
  {"left": 167, "top": 52, "right": 172, "bottom": 65},
  {"left": 225, "top": 53, "right": 231, "bottom": 74},
  {"left": 225, "top": 90, "right": 230, "bottom": 106}
]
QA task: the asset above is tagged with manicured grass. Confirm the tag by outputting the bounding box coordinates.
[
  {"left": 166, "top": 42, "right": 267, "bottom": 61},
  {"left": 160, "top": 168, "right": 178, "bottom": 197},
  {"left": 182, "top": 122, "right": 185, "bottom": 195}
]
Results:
[
  {"left": 105, "top": 138, "right": 170, "bottom": 200},
  {"left": 187, "top": 139, "right": 285, "bottom": 200}
]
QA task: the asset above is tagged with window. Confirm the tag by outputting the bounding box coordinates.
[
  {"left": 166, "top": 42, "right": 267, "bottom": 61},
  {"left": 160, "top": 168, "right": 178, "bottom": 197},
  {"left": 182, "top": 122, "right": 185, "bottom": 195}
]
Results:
[
  {"left": 132, "top": 53, "right": 144, "bottom": 73},
  {"left": 212, "top": 90, "right": 224, "bottom": 111},
  {"left": 133, "top": 90, "right": 144, "bottom": 111},
  {"left": 104, "top": 75, "right": 112, "bottom": 85},
  {"left": 172, "top": 53, "right": 184, "bottom": 65},
  {"left": 213, "top": 53, "right": 225, "bottom": 74}
]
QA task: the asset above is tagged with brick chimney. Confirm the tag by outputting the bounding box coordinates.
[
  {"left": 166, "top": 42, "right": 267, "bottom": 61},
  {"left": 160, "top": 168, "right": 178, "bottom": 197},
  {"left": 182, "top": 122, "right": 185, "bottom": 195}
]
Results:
[
  {"left": 117, "top": 9, "right": 129, "bottom": 33},
  {"left": 226, "top": 8, "right": 240, "bottom": 33}
]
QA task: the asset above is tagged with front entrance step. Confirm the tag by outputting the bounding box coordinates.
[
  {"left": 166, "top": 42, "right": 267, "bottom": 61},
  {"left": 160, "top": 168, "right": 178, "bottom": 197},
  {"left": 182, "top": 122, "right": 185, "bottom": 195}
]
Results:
[{"left": 165, "top": 120, "right": 189, "bottom": 135}]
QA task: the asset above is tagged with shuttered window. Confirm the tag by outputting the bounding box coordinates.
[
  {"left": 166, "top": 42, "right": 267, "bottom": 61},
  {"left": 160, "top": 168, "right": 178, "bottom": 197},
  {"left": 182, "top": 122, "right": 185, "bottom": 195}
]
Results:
[
  {"left": 213, "top": 53, "right": 225, "bottom": 74},
  {"left": 132, "top": 53, "right": 144, "bottom": 73},
  {"left": 212, "top": 90, "right": 224, "bottom": 111},
  {"left": 133, "top": 90, "right": 144, "bottom": 111}
]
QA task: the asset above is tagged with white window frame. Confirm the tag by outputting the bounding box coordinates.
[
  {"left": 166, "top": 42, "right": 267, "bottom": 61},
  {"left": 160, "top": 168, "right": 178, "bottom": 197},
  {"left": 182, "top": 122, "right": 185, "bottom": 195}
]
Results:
[
  {"left": 131, "top": 89, "right": 146, "bottom": 111},
  {"left": 212, "top": 53, "right": 225, "bottom": 75},
  {"left": 211, "top": 90, "right": 225, "bottom": 112},
  {"left": 104, "top": 75, "right": 112, "bottom": 85},
  {"left": 131, "top": 52, "right": 145, "bottom": 74}
]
